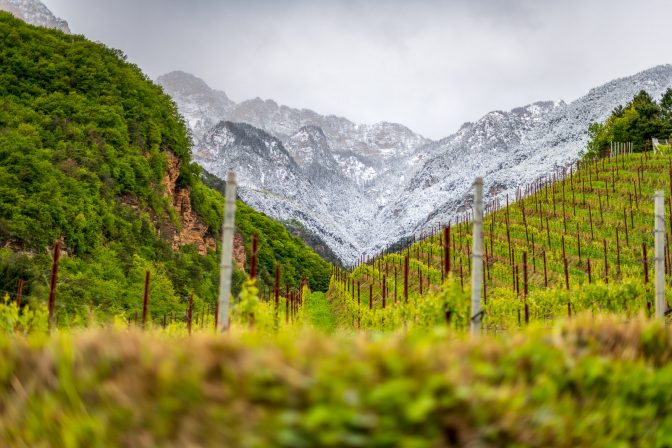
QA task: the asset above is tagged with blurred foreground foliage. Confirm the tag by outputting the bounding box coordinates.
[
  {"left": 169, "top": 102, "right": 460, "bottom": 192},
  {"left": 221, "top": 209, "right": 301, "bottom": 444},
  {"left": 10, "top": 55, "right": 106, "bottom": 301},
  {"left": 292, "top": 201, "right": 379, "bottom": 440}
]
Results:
[{"left": 1, "top": 315, "right": 672, "bottom": 447}]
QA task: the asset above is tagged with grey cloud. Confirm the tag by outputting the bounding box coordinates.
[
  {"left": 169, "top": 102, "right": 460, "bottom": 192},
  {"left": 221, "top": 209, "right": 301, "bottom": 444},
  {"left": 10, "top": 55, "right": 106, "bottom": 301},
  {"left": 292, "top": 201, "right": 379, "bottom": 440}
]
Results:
[{"left": 43, "top": 0, "right": 672, "bottom": 138}]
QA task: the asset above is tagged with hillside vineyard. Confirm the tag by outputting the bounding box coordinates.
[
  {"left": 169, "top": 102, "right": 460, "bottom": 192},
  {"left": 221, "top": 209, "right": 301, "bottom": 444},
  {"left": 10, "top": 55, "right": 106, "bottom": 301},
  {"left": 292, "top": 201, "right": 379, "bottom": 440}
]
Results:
[{"left": 328, "top": 151, "right": 671, "bottom": 330}]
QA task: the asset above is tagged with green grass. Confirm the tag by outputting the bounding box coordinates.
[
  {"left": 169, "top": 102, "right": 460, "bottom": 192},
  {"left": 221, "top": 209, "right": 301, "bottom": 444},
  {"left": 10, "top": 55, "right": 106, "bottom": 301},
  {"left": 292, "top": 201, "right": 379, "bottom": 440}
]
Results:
[{"left": 304, "top": 291, "right": 337, "bottom": 332}]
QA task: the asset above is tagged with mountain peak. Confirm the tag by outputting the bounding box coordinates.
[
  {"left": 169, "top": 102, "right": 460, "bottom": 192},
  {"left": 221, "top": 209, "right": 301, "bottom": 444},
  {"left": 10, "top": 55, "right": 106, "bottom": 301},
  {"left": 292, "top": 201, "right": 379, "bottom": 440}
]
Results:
[
  {"left": 157, "top": 71, "right": 232, "bottom": 100},
  {"left": 0, "top": 0, "right": 69, "bottom": 32},
  {"left": 157, "top": 71, "right": 235, "bottom": 140}
]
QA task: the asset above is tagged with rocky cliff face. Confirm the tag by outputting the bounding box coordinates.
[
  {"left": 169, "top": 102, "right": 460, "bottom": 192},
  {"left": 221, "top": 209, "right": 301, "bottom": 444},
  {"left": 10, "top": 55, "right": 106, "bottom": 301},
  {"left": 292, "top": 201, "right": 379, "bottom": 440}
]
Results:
[
  {"left": 0, "top": 0, "right": 69, "bottom": 32},
  {"left": 232, "top": 233, "right": 246, "bottom": 271},
  {"left": 162, "top": 152, "right": 216, "bottom": 256},
  {"left": 160, "top": 65, "right": 672, "bottom": 264}
]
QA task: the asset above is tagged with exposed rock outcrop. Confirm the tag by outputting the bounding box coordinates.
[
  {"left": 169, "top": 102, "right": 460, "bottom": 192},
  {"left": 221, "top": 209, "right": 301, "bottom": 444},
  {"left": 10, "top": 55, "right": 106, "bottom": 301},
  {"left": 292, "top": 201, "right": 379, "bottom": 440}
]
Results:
[
  {"left": 232, "top": 233, "right": 246, "bottom": 271},
  {"left": 162, "top": 152, "right": 216, "bottom": 255}
]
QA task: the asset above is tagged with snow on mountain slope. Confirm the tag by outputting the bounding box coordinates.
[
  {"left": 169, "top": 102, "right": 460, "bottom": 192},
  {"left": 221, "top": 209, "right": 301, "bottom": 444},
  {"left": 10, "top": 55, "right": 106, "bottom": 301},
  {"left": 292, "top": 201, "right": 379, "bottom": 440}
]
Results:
[
  {"left": 284, "top": 126, "right": 343, "bottom": 184},
  {"left": 196, "top": 122, "right": 374, "bottom": 262},
  {"left": 374, "top": 65, "right": 672, "bottom": 254},
  {"left": 162, "top": 65, "right": 672, "bottom": 264},
  {"left": 156, "top": 71, "right": 236, "bottom": 140},
  {"left": 157, "top": 72, "right": 431, "bottom": 182},
  {"left": 0, "top": 0, "right": 69, "bottom": 32}
]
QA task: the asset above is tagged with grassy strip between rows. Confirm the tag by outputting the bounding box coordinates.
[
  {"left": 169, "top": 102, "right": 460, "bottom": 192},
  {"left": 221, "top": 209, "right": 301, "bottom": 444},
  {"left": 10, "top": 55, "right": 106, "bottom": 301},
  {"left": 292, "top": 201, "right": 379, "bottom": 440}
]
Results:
[
  {"left": 2, "top": 316, "right": 672, "bottom": 447},
  {"left": 304, "top": 291, "right": 338, "bottom": 333}
]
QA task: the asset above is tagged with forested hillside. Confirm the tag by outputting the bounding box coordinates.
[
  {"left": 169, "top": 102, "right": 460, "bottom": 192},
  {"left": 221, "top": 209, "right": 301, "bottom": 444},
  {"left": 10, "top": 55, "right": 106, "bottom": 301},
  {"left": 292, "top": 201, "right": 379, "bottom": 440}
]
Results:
[{"left": 0, "top": 12, "right": 330, "bottom": 324}]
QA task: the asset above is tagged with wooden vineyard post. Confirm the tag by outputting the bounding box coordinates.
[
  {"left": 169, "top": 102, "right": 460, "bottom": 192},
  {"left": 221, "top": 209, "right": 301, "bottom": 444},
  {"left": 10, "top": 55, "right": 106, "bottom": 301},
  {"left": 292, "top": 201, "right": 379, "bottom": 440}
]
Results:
[
  {"left": 560, "top": 234, "right": 569, "bottom": 290},
  {"left": 666, "top": 234, "right": 670, "bottom": 276},
  {"left": 404, "top": 255, "right": 409, "bottom": 304},
  {"left": 669, "top": 186, "right": 672, "bottom": 239},
  {"left": 214, "top": 302, "right": 219, "bottom": 330},
  {"left": 531, "top": 232, "right": 536, "bottom": 272},
  {"left": 142, "top": 271, "right": 150, "bottom": 329},
  {"left": 250, "top": 234, "right": 258, "bottom": 280},
  {"left": 587, "top": 259, "right": 592, "bottom": 284},
  {"left": 357, "top": 281, "right": 361, "bottom": 328},
  {"left": 643, "top": 243, "right": 649, "bottom": 284},
  {"left": 187, "top": 294, "right": 193, "bottom": 336},
  {"left": 394, "top": 267, "right": 397, "bottom": 304},
  {"left": 48, "top": 241, "right": 60, "bottom": 331},
  {"left": 562, "top": 193, "right": 567, "bottom": 234},
  {"left": 624, "top": 208, "right": 630, "bottom": 246},
  {"left": 470, "top": 177, "right": 484, "bottom": 336},
  {"left": 286, "top": 285, "right": 290, "bottom": 324},
  {"left": 545, "top": 217, "right": 551, "bottom": 249},
  {"left": 444, "top": 225, "right": 451, "bottom": 276},
  {"left": 369, "top": 283, "right": 373, "bottom": 311},
  {"left": 603, "top": 239, "right": 609, "bottom": 284},
  {"left": 16, "top": 279, "right": 24, "bottom": 308},
  {"left": 511, "top": 248, "right": 516, "bottom": 292},
  {"left": 506, "top": 216, "right": 512, "bottom": 264},
  {"left": 289, "top": 291, "right": 294, "bottom": 323},
  {"left": 515, "top": 266, "right": 520, "bottom": 297},
  {"left": 382, "top": 275, "right": 386, "bottom": 309},
  {"left": 483, "top": 256, "right": 487, "bottom": 305},
  {"left": 274, "top": 264, "right": 280, "bottom": 320},
  {"left": 523, "top": 252, "right": 529, "bottom": 325},
  {"left": 655, "top": 191, "right": 666, "bottom": 318},
  {"left": 217, "top": 171, "right": 237, "bottom": 333},
  {"left": 543, "top": 250, "right": 548, "bottom": 288}
]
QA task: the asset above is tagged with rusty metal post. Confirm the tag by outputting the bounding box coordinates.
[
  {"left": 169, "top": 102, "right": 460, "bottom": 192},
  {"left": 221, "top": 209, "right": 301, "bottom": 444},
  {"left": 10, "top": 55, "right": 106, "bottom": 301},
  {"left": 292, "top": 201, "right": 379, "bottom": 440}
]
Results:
[
  {"left": 48, "top": 241, "right": 60, "bottom": 331},
  {"left": 187, "top": 294, "right": 193, "bottom": 335},
  {"left": 16, "top": 279, "right": 24, "bottom": 308},
  {"left": 250, "top": 233, "right": 258, "bottom": 280},
  {"left": 142, "top": 271, "right": 150, "bottom": 329}
]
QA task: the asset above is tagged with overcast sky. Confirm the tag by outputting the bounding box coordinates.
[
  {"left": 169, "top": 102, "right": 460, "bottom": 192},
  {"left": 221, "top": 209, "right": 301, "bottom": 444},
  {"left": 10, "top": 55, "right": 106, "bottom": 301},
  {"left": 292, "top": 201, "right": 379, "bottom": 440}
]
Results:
[{"left": 43, "top": 0, "right": 672, "bottom": 139}]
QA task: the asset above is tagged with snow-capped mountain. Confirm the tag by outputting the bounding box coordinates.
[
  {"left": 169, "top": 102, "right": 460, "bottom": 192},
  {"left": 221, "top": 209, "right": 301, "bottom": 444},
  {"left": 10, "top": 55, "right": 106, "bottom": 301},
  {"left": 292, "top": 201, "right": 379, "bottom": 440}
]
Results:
[
  {"left": 157, "top": 71, "right": 235, "bottom": 140},
  {"left": 158, "top": 72, "right": 431, "bottom": 183},
  {"left": 197, "top": 122, "right": 375, "bottom": 262},
  {"left": 381, "top": 65, "right": 672, "bottom": 252},
  {"left": 0, "top": 0, "right": 69, "bottom": 32},
  {"left": 162, "top": 65, "right": 672, "bottom": 264}
]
